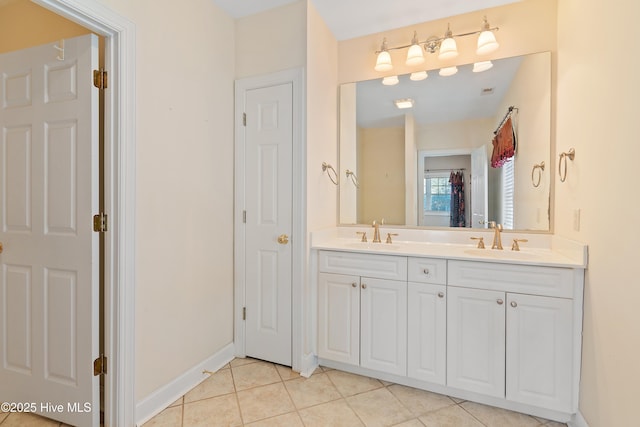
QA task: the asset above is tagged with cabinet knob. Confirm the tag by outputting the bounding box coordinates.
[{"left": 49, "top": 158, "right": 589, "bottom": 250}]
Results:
[
  {"left": 423, "top": 268, "right": 430, "bottom": 275},
  {"left": 510, "top": 301, "right": 518, "bottom": 308},
  {"left": 361, "top": 284, "right": 367, "bottom": 289},
  {"left": 497, "top": 298, "right": 504, "bottom": 305},
  {"left": 438, "top": 292, "right": 445, "bottom": 298},
  {"left": 351, "top": 282, "right": 357, "bottom": 288}
]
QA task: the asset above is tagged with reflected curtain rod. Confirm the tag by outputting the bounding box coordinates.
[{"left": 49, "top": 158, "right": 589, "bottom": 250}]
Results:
[
  {"left": 425, "top": 168, "right": 467, "bottom": 172},
  {"left": 494, "top": 105, "right": 518, "bottom": 135}
]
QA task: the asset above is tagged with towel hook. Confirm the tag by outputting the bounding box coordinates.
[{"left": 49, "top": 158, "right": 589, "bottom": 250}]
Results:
[
  {"left": 531, "top": 161, "right": 545, "bottom": 187},
  {"left": 322, "top": 162, "right": 339, "bottom": 185},
  {"left": 558, "top": 148, "right": 575, "bottom": 183},
  {"left": 345, "top": 169, "right": 359, "bottom": 188}
]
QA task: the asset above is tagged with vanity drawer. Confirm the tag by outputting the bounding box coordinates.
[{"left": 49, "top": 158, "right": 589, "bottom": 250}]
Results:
[
  {"left": 448, "top": 260, "right": 574, "bottom": 298},
  {"left": 408, "top": 257, "right": 447, "bottom": 285},
  {"left": 318, "top": 250, "right": 407, "bottom": 281}
]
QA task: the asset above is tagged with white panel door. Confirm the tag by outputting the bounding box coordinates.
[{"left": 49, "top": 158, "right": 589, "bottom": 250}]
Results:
[
  {"left": 360, "top": 277, "right": 407, "bottom": 376},
  {"left": 317, "top": 272, "right": 360, "bottom": 365},
  {"left": 471, "top": 145, "right": 488, "bottom": 228},
  {"left": 0, "top": 35, "right": 100, "bottom": 426},
  {"left": 407, "top": 282, "right": 446, "bottom": 384},
  {"left": 244, "top": 83, "right": 293, "bottom": 366},
  {"left": 447, "top": 286, "right": 505, "bottom": 397},
  {"left": 506, "top": 293, "right": 573, "bottom": 411}
]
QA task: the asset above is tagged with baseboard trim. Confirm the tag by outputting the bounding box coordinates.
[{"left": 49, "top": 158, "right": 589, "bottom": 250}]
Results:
[
  {"left": 569, "top": 411, "right": 589, "bottom": 427},
  {"left": 299, "top": 352, "right": 318, "bottom": 378},
  {"left": 135, "top": 342, "right": 235, "bottom": 426}
]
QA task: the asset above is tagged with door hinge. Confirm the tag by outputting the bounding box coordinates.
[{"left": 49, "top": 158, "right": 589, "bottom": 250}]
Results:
[
  {"left": 242, "top": 307, "right": 246, "bottom": 320},
  {"left": 243, "top": 112, "right": 247, "bottom": 126},
  {"left": 93, "top": 212, "right": 108, "bottom": 232},
  {"left": 243, "top": 210, "right": 246, "bottom": 223},
  {"left": 93, "top": 69, "right": 108, "bottom": 90},
  {"left": 93, "top": 354, "right": 107, "bottom": 376}
]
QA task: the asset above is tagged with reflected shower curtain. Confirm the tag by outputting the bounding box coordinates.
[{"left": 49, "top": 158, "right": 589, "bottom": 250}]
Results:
[{"left": 450, "top": 171, "right": 465, "bottom": 227}]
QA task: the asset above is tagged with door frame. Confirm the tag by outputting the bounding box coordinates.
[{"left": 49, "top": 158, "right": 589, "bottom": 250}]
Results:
[
  {"left": 234, "top": 68, "right": 306, "bottom": 372},
  {"left": 32, "top": 1, "right": 136, "bottom": 426}
]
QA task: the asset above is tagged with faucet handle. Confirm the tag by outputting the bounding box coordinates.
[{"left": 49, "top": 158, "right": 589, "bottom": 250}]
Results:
[
  {"left": 470, "top": 237, "right": 485, "bottom": 249},
  {"left": 385, "top": 233, "right": 398, "bottom": 244},
  {"left": 511, "top": 238, "right": 528, "bottom": 251},
  {"left": 356, "top": 231, "right": 368, "bottom": 242}
]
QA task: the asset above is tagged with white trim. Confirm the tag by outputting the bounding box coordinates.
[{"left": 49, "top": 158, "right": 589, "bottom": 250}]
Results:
[
  {"left": 32, "top": 1, "right": 136, "bottom": 426},
  {"left": 234, "top": 68, "right": 306, "bottom": 371},
  {"left": 135, "top": 343, "right": 235, "bottom": 426},
  {"left": 569, "top": 411, "right": 590, "bottom": 427}
]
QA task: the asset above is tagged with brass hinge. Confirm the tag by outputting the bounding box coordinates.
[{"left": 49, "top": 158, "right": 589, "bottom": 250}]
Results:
[
  {"left": 243, "top": 112, "right": 246, "bottom": 126},
  {"left": 242, "top": 307, "right": 246, "bottom": 320},
  {"left": 93, "top": 212, "right": 108, "bottom": 232},
  {"left": 93, "top": 354, "right": 107, "bottom": 376},
  {"left": 243, "top": 210, "right": 246, "bottom": 223},
  {"left": 93, "top": 69, "right": 108, "bottom": 90}
]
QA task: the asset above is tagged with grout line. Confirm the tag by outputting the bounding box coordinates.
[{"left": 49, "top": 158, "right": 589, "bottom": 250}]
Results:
[
  {"left": 457, "top": 402, "right": 490, "bottom": 427},
  {"left": 228, "top": 362, "right": 246, "bottom": 426}
]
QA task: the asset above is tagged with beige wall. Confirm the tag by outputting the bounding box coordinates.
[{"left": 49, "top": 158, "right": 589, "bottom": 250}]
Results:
[
  {"left": 0, "top": 0, "right": 89, "bottom": 53},
  {"left": 556, "top": 0, "right": 640, "bottom": 426},
  {"left": 235, "top": 1, "right": 306, "bottom": 79},
  {"left": 94, "top": 0, "right": 236, "bottom": 402}
]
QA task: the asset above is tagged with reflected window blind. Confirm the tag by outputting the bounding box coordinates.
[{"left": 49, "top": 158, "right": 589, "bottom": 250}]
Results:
[{"left": 502, "top": 159, "right": 515, "bottom": 228}]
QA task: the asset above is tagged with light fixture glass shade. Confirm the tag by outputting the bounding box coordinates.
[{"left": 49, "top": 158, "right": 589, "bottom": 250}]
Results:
[
  {"left": 410, "top": 71, "right": 428, "bottom": 81},
  {"left": 375, "top": 50, "right": 393, "bottom": 71},
  {"left": 382, "top": 75, "right": 399, "bottom": 86},
  {"left": 476, "top": 30, "right": 499, "bottom": 55},
  {"left": 473, "top": 61, "right": 493, "bottom": 73},
  {"left": 439, "top": 66, "right": 458, "bottom": 77},
  {"left": 406, "top": 43, "right": 425, "bottom": 66},
  {"left": 394, "top": 98, "right": 414, "bottom": 109},
  {"left": 438, "top": 37, "right": 458, "bottom": 60}
]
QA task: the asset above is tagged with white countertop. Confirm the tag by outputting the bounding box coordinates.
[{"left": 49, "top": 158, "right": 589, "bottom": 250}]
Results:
[{"left": 311, "top": 227, "right": 588, "bottom": 269}]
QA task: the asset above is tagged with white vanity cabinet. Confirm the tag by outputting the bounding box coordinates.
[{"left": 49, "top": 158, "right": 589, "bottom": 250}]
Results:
[
  {"left": 317, "top": 251, "right": 408, "bottom": 376},
  {"left": 407, "top": 257, "right": 447, "bottom": 385},
  {"left": 447, "top": 260, "right": 577, "bottom": 413}
]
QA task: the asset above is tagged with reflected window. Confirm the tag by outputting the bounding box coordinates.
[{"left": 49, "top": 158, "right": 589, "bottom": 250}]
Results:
[
  {"left": 424, "top": 174, "right": 451, "bottom": 213},
  {"left": 502, "top": 158, "right": 515, "bottom": 228}
]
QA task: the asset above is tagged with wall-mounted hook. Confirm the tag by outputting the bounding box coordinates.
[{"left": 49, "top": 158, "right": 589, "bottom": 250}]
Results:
[
  {"left": 322, "top": 162, "right": 339, "bottom": 185},
  {"left": 531, "top": 161, "right": 545, "bottom": 187},
  {"left": 345, "top": 169, "right": 359, "bottom": 188},
  {"left": 558, "top": 148, "right": 575, "bottom": 182}
]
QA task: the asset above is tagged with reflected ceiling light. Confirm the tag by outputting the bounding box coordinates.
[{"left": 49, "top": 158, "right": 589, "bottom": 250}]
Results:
[
  {"left": 473, "top": 60, "right": 494, "bottom": 73},
  {"left": 438, "top": 24, "right": 458, "bottom": 60},
  {"left": 439, "top": 66, "right": 458, "bottom": 77},
  {"left": 405, "top": 31, "right": 425, "bottom": 66},
  {"left": 373, "top": 17, "right": 500, "bottom": 73},
  {"left": 382, "top": 75, "right": 399, "bottom": 86},
  {"left": 375, "top": 38, "right": 393, "bottom": 72},
  {"left": 476, "top": 16, "right": 500, "bottom": 55},
  {"left": 410, "top": 71, "right": 428, "bottom": 81},
  {"left": 394, "top": 98, "right": 414, "bottom": 109}
]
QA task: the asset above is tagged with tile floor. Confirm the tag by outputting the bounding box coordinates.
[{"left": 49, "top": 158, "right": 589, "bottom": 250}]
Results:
[{"left": 0, "top": 358, "right": 568, "bottom": 427}]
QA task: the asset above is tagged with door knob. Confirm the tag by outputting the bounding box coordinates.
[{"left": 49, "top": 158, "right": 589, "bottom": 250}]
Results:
[
  {"left": 277, "top": 234, "right": 289, "bottom": 245},
  {"left": 0, "top": 242, "right": 3, "bottom": 253}
]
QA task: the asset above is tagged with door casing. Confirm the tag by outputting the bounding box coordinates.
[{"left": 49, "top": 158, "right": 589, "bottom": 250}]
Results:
[
  {"left": 234, "top": 68, "right": 306, "bottom": 373},
  {"left": 32, "top": 1, "right": 136, "bottom": 426}
]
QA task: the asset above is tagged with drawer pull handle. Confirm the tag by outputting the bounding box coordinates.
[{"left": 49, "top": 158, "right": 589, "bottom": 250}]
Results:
[
  {"left": 510, "top": 301, "right": 518, "bottom": 308},
  {"left": 361, "top": 284, "right": 367, "bottom": 289},
  {"left": 351, "top": 283, "right": 357, "bottom": 288},
  {"left": 423, "top": 268, "right": 430, "bottom": 275},
  {"left": 497, "top": 298, "right": 504, "bottom": 305},
  {"left": 438, "top": 292, "right": 445, "bottom": 298}
]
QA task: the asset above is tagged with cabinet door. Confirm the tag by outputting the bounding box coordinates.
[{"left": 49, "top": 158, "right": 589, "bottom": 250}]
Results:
[
  {"left": 318, "top": 273, "right": 360, "bottom": 365},
  {"left": 506, "top": 294, "right": 573, "bottom": 412},
  {"left": 408, "top": 282, "right": 446, "bottom": 384},
  {"left": 360, "top": 277, "right": 407, "bottom": 375},
  {"left": 447, "top": 287, "right": 505, "bottom": 397}
]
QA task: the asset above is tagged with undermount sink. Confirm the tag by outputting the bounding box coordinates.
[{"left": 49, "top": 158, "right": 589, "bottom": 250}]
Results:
[
  {"left": 345, "top": 242, "right": 401, "bottom": 251},
  {"left": 463, "top": 248, "right": 541, "bottom": 260}
]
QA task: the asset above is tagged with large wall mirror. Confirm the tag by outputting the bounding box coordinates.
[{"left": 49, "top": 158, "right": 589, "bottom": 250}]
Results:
[{"left": 339, "top": 51, "right": 551, "bottom": 231}]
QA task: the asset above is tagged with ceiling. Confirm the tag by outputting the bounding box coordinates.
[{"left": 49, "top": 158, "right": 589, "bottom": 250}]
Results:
[{"left": 211, "top": 0, "right": 520, "bottom": 40}]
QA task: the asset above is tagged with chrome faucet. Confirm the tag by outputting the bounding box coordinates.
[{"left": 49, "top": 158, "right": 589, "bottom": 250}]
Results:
[
  {"left": 372, "top": 220, "right": 382, "bottom": 243},
  {"left": 489, "top": 221, "right": 503, "bottom": 250}
]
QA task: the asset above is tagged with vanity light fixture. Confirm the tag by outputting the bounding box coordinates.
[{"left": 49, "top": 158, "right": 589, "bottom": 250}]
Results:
[
  {"left": 373, "top": 16, "right": 499, "bottom": 73},
  {"left": 439, "top": 66, "right": 458, "bottom": 77},
  {"left": 382, "top": 75, "right": 399, "bottom": 86},
  {"left": 473, "top": 60, "right": 494, "bottom": 72},
  {"left": 410, "top": 71, "right": 428, "bottom": 81},
  {"left": 394, "top": 98, "right": 415, "bottom": 109}
]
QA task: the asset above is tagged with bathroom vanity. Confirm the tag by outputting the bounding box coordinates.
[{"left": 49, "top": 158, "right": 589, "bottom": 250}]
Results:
[{"left": 312, "top": 227, "right": 587, "bottom": 423}]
